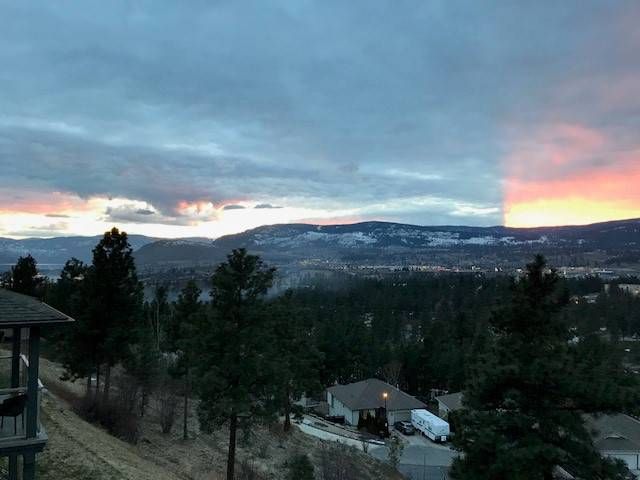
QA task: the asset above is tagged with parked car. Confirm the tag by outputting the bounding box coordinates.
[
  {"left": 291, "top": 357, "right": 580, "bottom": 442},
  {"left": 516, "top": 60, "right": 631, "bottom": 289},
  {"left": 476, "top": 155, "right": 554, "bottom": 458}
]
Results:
[{"left": 394, "top": 421, "right": 415, "bottom": 435}]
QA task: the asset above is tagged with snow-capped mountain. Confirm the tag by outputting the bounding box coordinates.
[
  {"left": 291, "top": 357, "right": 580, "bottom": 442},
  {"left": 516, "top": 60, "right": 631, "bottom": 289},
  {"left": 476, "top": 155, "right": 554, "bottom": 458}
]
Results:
[
  {"left": 213, "top": 219, "right": 640, "bottom": 251},
  {"left": 2, "top": 218, "right": 640, "bottom": 269}
]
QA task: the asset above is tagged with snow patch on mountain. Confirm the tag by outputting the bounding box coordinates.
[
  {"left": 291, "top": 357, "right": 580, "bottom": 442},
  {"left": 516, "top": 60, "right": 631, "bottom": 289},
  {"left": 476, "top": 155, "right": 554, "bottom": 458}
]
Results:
[
  {"left": 254, "top": 231, "right": 379, "bottom": 247},
  {"left": 248, "top": 227, "right": 556, "bottom": 249}
]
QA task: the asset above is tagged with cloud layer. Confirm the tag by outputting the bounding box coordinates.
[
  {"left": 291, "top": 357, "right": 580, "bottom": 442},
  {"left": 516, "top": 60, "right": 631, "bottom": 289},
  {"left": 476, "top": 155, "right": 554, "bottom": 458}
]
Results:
[{"left": 0, "top": 1, "right": 638, "bottom": 236}]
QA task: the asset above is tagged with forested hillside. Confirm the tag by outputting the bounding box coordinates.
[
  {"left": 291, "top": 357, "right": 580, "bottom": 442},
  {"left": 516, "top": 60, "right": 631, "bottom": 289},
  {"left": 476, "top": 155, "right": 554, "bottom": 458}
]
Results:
[{"left": 285, "top": 272, "right": 640, "bottom": 398}]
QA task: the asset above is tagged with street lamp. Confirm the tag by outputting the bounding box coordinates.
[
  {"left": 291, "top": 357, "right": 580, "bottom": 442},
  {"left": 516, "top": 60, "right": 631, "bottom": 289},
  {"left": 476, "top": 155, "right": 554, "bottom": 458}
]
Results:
[{"left": 382, "top": 391, "right": 389, "bottom": 434}]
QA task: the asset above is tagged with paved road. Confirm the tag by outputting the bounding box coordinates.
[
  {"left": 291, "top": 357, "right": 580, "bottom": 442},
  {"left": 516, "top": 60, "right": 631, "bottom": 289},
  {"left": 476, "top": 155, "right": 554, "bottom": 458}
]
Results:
[{"left": 370, "top": 434, "right": 457, "bottom": 480}]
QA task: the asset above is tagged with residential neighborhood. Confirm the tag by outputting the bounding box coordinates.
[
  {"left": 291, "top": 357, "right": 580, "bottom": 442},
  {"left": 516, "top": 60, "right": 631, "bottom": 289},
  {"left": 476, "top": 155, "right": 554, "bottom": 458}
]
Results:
[{"left": 303, "top": 379, "right": 457, "bottom": 478}]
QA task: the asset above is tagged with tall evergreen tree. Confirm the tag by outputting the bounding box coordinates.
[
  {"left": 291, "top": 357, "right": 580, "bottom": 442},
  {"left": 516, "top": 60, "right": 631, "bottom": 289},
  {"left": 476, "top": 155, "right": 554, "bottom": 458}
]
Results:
[
  {"left": 62, "top": 228, "right": 143, "bottom": 401},
  {"left": 91, "top": 228, "right": 143, "bottom": 402},
  {"left": 165, "top": 279, "right": 205, "bottom": 439},
  {"left": 193, "top": 249, "right": 276, "bottom": 480},
  {"left": 452, "top": 255, "right": 639, "bottom": 480},
  {"left": 46, "top": 258, "right": 90, "bottom": 373},
  {"left": 270, "top": 291, "right": 322, "bottom": 431},
  {"left": 8, "top": 254, "right": 42, "bottom": 297},
  {"left": 46, "top": 258, "right": 87, "bottom": 313}
]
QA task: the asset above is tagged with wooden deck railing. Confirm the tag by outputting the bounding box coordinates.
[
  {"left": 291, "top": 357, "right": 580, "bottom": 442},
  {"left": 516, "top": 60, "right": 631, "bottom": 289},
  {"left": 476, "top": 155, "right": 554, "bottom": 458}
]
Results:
[{"left": 0, "top": 354, "right": 44, "bottom": 442}]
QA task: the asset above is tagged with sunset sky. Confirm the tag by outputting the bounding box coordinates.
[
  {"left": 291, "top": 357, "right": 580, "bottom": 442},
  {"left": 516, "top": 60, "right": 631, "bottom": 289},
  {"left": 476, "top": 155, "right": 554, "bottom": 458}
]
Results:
[{"left": 1, "top": 1, "right": 639, "bottom": 238}]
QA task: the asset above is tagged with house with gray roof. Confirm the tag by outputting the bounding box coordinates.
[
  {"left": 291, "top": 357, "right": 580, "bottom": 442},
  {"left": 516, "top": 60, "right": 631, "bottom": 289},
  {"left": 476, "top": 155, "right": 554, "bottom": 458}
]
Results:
[
  {"left": 326, "top": 378, "right": 426, "bottom": 427},
  {"left": 430, "top": 390, "right": 640, "bottom": 476},
  {"left": 435, "top": 392, "right": 463, "bottom": 419},
  {"left": 585, "top": 413, "right": 640, "bottom": 475}
]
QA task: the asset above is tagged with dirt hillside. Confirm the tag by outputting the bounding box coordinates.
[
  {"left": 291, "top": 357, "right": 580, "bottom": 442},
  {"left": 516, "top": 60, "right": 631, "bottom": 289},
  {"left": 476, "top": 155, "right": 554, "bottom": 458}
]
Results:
[{"left": 36, "top": 356, "right": 401, "bottom": 480}]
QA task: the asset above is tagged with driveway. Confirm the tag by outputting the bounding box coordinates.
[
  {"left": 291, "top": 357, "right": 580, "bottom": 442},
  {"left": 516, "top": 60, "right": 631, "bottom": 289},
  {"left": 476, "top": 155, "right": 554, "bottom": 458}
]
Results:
[{"left": 369, "top": 434, "right": 457, "bottom": 480}]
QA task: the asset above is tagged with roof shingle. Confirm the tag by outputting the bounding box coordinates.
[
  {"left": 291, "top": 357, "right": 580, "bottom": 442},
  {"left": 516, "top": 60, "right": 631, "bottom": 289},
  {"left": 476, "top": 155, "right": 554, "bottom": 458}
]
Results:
[
  {"left": 436, "top": 391, "right": 463, "bottom": 411},
  {"left": 0, "top": 289, "right": 75, "bottom": 327},
  {"left": 585, "top": 413, "right": 640, "bottom": 454},
  {"left": 327, "top": 378, "right": 426, "bottom": 411}
]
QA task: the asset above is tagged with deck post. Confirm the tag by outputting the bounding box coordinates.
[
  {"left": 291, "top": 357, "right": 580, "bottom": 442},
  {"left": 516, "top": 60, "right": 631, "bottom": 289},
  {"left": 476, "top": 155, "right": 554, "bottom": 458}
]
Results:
[
  {"left": 9, "top": 328, "right": 22, "bottom": 478},
  {"left": 26, "top": 327, "right": 40, "bottom": 439},
  {"left": 8, "top": 454, "right": 18, "bottom": 479},
  {"left": 23, "top": 451, "right": 36, "bottom": 480},
  {"left": 11, "top": 327, "right": 21, "bottom": 388}
]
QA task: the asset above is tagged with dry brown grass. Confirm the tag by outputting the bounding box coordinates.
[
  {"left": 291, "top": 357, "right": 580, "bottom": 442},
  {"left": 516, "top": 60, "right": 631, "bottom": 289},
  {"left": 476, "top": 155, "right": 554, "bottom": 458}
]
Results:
[{"left": 36, "top": 355, "right": 401, "bottom": 480}]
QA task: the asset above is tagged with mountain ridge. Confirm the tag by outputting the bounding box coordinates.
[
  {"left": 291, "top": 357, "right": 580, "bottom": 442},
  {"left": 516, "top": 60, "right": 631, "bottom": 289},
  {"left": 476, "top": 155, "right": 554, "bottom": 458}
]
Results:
[
  {"left": 139, "top": 217, "right": 640, "bottom": 267},
  {"left": 1, "top": 218, "right": 639, "bottom": 268}
]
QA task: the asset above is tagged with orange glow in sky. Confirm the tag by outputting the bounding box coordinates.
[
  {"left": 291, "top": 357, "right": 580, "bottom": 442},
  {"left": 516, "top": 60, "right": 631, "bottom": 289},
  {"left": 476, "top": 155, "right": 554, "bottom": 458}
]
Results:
[
  {"left": 504, "top": 166, "right": 640, "bottom": 227},
  {"left": 503, "top": 123, "right": 640, "bottom": 227},
  {"left": 505, "top": 197, "right": 640, "bottom": 228}
]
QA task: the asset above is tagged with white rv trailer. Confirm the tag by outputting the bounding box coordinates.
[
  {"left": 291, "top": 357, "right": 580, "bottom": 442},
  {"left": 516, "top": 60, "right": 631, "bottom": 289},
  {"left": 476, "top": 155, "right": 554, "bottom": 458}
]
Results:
[{"left": 411, "top": 409, "right": 449, "bottom": 442}]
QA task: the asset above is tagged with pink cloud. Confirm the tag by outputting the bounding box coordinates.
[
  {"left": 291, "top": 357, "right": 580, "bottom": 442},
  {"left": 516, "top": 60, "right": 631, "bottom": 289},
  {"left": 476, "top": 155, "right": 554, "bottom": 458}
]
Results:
[
  {"left": 503, "top": 122, "right": 640, "bottom": 226},
  {"left": 0, "top": 189, "right": 92, "bottom": 215}
]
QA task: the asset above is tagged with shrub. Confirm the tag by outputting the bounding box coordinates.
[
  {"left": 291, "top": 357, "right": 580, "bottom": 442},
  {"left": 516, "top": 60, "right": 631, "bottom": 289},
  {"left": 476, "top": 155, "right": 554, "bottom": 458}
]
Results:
[
  {"left": 237, "top": 459, "right": 262, "bottom": 480},
  {"left": 72, "top": 374, "right": 141, "bottom": 444},
  {"left": 286, "top": 453, "right": 314, "bottom": 480},
  {"left": 319, "top": 443, "right": 358, "bottom": 480},
  {"left": 387, "top": 435, "right": 404, "bottom": 470},
  {"left": 155, "top": 376, "right": 179, "bottom": 434}
]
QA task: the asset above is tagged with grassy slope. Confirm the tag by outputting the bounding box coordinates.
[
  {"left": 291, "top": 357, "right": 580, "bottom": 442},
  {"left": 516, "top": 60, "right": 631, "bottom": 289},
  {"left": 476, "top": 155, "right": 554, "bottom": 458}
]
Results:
[
  {"left": 38, "top": 393, "right": 184, "bottom": 480},
  {"left": 36, "top": 355, "right": 401, "bottom": 480}
]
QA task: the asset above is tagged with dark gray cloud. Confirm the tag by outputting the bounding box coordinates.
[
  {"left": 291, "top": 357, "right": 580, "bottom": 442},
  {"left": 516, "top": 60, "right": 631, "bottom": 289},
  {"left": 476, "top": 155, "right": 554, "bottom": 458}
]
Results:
[
  {"left": 254, "top": 204, "right": 282, "bottom": 209},
  {"left": 104, "top": 204, "right": 197, "bottom": 225},
  {"left": 0, "top": 1, "right": 638, "bottom": 229},
  {"left": 5, "top": 222, "right": 69, "bottom": 238},
  {"left": 223, "top": 205, "right": 246, "bottom": 211}
]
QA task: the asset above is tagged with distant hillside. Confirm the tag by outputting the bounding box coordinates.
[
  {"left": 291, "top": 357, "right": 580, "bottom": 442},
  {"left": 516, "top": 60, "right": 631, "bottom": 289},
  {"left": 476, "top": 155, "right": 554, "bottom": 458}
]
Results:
[
  {"left": 213, "top": 218, "right": 640, "bottom": 251},
  {"left": 136, "top": 218, "right": 640, "bottom": 268},
  {"left": 0, "top": 235, "right": 156, "bottom": 267},
  {"left": 133, "top": 238, "right": 222, "bottom": 265},
  {"left": 2, "top": 218, "right": 640, "bottom": 270}
]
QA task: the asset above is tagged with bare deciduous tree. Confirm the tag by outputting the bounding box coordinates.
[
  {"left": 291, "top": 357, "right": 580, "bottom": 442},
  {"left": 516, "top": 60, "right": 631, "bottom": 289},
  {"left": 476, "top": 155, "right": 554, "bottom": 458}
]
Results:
[{"left": 382, "top": 361, "right": 402, "bottom": 388}]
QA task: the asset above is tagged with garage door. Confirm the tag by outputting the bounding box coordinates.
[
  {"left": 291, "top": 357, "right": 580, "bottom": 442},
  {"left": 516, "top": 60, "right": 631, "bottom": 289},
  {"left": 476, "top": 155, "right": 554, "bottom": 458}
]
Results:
[{"left": 390, "top": 410, "right": 411, "bottom": 424}]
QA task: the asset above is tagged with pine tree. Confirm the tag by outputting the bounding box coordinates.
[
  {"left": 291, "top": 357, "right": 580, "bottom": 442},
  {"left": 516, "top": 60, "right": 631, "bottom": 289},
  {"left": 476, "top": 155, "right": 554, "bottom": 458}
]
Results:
[
  {"left": 165, "top": 279, "right": 205, "bottom": 439},
  {"left": 8, "top": 254, "right": 42, "bottom": 297},
  {"left": 452, "top": 255, "right": 639, "bottom": 480},
  {"left": 93, "top": 228, "right": 143, "bottom": 402},
  {"left": 46, "top": 258, "right": 87, "bottom": 313},
  {"left": 63, "top": 228, "right": 143, "bottom": 401},
  {"left": 270, "top": 291, "right": 322, "bottom": 431},
  {"left": 46, "top": 258, "right": 91, "bottom": 384},
  {"left": 193, "top": 249, "right": 276, "bottom": 480}
]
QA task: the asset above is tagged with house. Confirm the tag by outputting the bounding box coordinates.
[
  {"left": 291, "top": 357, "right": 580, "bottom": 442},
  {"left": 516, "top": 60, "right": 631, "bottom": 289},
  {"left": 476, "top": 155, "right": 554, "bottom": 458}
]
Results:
[
  {"left": 585, "top": 413, "right": 640, "bottom": 475},
  {"left": 435, "top": 391, "right": 463, "bottom": 419},
  {"left": 432, "top": 393, "right": 640, "bottom": 476},
  {"left": 0, "top": 289, "right": 74, "bottom": 480},
  {"left": 619, "top": 284, "right": 640, "bottom": 296},
  {"left": 326, "top": 378, "right": 426, "bottom": 427},
  {"left": 605, "top": 284, "right": 640, "bottom": 297}
]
